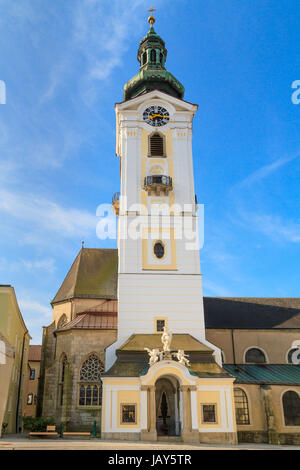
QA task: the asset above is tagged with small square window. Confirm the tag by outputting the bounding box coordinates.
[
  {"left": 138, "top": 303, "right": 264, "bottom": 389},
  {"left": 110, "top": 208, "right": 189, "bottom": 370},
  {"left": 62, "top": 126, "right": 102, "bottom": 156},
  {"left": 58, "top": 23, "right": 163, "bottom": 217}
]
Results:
[
  {"left": 156, "top": 320, "right": 165, "bottom": 332},
  {"left": 202, "top": 404, "right": 217, "bottom": 424},
  {"left": 121, "top": 404, "right": 137, "bottom": 424}
]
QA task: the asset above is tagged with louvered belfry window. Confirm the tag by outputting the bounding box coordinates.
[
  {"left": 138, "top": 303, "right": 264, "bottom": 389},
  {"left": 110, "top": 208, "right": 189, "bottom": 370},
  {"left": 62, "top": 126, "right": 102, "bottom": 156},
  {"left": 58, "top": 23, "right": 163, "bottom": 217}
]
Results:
[{"left": 149, "top": 133, "right": 164, "bottom": 157}]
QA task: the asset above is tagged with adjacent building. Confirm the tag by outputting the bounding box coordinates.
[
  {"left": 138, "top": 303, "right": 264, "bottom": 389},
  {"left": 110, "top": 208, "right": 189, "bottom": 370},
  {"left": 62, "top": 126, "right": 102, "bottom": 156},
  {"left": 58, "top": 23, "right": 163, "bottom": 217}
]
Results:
[
  {"left": 0, "top": 285, "right": 30, "bottom": 436},
  {"left": 23, "top": 345, "right": 42, "bottom": 417}
]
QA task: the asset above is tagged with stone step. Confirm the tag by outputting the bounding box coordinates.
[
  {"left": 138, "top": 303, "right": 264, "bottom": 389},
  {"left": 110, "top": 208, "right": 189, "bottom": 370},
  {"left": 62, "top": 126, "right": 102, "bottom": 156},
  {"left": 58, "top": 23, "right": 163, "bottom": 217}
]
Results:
[{"left": 157, "top": 436, "right": 182, "bottom": 442}]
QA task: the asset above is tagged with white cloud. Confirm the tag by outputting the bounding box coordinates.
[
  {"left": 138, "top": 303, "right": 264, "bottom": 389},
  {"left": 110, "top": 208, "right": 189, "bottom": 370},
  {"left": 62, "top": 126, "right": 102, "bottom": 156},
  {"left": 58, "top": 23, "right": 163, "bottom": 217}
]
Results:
[
  {"left": 248, "top": 213, "right": 300, "bottom": 243},
  {"left": 235, "top": 153, "right": 300, "bottom": 188},
  {"left": 0, "top": 188, "right": 97, "bottom": 239},
  {"left": 202, "top": 279, "right": 233, "bottom": 297},
  {"left": 0, "top": 257, "right": 56, "bottom": 273},
  {"left": 19, "top": 299, "right": 52, "bottom": 320}
]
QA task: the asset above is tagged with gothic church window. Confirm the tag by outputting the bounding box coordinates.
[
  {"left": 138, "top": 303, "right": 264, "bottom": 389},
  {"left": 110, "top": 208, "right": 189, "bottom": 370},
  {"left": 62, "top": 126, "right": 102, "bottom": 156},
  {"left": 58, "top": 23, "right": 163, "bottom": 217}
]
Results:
[
  {"left": 234, "top": 388, "right": 250, "bottom": 425},
  {"left": 59, "top": 355, "right": 67, "bottom": 406},
  {"left": 79, "top": 354, "right": 104, "bottom": 407},
  {"left": 282, "top": 391, "right": 300, "bottom": 426},
  {"left": 245, "top": 348, "right": 266, "bottom": 364}
]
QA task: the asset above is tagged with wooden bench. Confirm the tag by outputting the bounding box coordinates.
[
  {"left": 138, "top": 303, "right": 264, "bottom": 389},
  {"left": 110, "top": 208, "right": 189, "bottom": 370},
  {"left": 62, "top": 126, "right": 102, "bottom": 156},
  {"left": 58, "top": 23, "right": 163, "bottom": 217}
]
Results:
[
  {"left": 29, "top": 425, "right": 58, "bottom": 438},
  {"left": 63, "top": 432, "right": 91, "bottom": 439}
]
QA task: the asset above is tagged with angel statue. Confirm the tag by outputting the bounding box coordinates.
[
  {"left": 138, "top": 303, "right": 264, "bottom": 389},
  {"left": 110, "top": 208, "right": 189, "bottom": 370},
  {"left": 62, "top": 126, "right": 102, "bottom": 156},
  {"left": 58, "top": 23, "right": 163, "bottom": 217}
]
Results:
[
  {"left": 144, "top": 348, "right": 160, "bottom": 367},
  {"left": 174, "top": 349, "right": 190, "bottom": 367},
  {"left": 161, "top": 327, "right": 172, "bottom": 353}
]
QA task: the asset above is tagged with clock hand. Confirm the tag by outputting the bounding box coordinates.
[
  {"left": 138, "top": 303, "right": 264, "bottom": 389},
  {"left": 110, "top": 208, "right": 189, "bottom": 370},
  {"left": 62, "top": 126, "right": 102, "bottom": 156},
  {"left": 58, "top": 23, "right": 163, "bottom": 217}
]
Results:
[{"left": 149, "top": 114, "right": 168, "bottom": 119}]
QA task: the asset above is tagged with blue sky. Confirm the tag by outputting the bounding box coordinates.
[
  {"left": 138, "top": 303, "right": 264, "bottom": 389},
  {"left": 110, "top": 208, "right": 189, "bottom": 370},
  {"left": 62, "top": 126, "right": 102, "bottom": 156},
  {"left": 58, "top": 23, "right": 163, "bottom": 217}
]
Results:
[{"left": 0, "top": 0, "right": 300, "bottom": 344}]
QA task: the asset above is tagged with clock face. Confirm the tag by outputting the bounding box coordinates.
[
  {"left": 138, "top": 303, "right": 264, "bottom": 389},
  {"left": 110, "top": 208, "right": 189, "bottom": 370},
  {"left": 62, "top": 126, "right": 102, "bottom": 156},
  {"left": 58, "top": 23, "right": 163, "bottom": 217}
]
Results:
[{"left": 143, "top": 106, "right": 170, "bottom": 127}]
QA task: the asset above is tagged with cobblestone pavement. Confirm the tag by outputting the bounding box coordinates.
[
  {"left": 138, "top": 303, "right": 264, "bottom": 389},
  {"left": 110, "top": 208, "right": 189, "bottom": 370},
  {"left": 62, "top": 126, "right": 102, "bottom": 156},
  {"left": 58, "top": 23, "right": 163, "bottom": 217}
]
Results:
[{"left": 0, "top": 435, "right": 299, "bottom": 450}]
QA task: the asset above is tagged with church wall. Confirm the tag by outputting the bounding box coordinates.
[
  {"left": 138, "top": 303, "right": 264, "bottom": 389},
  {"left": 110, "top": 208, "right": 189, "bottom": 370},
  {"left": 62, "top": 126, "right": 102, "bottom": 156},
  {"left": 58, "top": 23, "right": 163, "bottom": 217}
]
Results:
[
  {"left": 234, "top": 384, "right": 300, "bottom": 445},
  {"left": 206, "top": 329, "right": 300, "bottom": 364},
  {"left": 42, "top": 328, "right": 117, "bottom": 432}
]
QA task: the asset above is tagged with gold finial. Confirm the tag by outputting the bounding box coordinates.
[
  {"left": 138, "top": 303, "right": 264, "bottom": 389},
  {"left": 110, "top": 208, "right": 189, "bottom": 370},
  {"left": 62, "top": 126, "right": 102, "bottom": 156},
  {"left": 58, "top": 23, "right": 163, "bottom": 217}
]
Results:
[{"left": 147, "top": 6, "right": 156, "bottom": 26}]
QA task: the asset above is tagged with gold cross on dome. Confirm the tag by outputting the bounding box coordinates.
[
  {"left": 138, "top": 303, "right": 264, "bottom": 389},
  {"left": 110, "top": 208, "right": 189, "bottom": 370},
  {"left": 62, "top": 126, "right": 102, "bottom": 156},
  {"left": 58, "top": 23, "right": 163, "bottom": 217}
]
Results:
[
  {"left": 147, "top": 7, "right": 156, "bottom": 15},
  {"left": 147, "top": 6, "right": 156, "bottom": 25}
]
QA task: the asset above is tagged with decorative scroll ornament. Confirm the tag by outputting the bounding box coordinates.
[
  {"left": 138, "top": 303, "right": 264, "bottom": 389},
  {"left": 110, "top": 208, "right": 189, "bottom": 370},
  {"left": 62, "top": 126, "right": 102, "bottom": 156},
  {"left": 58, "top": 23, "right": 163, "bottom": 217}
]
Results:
[{"left": 144, "top": 328, "right": 190, "bottom": 368}]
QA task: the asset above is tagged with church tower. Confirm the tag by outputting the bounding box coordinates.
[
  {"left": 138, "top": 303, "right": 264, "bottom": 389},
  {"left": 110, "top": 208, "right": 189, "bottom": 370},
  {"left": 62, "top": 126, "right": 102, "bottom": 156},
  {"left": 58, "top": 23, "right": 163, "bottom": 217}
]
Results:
[
  {"left": 106, "top": 11, "right": 218, "bottom": 369},
  {"left": 102, "top": 12, "right": 237, "bottom": 444}
]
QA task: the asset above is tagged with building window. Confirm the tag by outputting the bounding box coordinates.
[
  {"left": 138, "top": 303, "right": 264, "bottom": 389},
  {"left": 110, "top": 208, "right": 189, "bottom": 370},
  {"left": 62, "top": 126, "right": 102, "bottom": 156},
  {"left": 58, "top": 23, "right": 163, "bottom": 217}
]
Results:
[
  {"left": 142, "top": 51, "right": 147, "bottom": 65},
  {"left": 282, "top": 391, "right": 300, "bottom": 426},
  {"left": 149, "top": 132, "right": 164, "bottom": 157},
  {"left": 57, "top": 314, "right": 68, "bottom": 329},
  {"left": 150, "top": 49, "right": 156, "bottom": 62},
  {"left": 160, "top": 52, "right": 163, "bottom": 64},
  {"left": 27, "top": 394, "right": 33, "bottom": 405},
  {"left": 59, "top": 355, "right": 67, "bottom": 406},
  {"left": 80, "top": 354, "right": 104, "bottom": 382},
  {"left": 234, "top": 388, "right": 250, "bottom": 425},
  {"left": 79, "top": 384, "right": 102, "bottom": 406},
  {"left": 154, "top": 241, "right": 165, "bottom": 260},
  {"left": 121, "top": 404, "right": 137, "bottom": 424},
  {"left": 156, "top": 319, "right": 165, "bottom": 332},
  {"left": 245, "top": 348, "right": 266, "bottom": 364},
  {"left": 78, "top": 354, "right": 104, "bottom": 407},
  {"left": 287, "top": 348, "right": 300, "bottom": 364},
  {"left": 201, "top": 404, "right": 217, "bottom": 424},
  {"left": 30, "top": 369, "right": 35, "bottom": 380}
]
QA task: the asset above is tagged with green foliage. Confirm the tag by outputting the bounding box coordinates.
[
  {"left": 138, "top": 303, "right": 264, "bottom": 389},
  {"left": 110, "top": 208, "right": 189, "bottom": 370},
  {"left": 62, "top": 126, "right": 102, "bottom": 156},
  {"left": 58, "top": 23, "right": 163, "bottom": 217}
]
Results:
[{"left": 22, "top": 416, "right": 55, "bottom": 432}]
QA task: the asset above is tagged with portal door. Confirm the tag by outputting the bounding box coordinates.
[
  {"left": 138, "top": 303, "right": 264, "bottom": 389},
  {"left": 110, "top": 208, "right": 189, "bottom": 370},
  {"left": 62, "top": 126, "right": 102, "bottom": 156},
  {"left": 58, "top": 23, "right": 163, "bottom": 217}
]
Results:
[{"left": 155, "top": 377, "right": 180, "bottom": 436}]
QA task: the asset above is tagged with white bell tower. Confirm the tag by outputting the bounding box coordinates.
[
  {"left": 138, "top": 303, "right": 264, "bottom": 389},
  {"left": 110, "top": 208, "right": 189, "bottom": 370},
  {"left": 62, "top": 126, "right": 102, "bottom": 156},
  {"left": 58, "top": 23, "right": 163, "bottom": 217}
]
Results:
[{"left": 106, "top": 18, "right": 221, "bottom": 370}]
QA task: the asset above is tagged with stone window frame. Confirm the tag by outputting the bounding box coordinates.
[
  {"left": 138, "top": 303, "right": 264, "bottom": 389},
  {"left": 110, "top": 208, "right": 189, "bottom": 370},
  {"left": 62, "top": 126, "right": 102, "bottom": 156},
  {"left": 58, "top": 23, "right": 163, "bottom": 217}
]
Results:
[
  {"left": 243, "top": 346, "right": 269, "bottom": 364},
  {"left": 201, "top": 403, "right": 218, "bottom": 425},
  {"left": 154, "top": 317, "right": 168, "bottom": 334},
  {"left": 120, "top": 403, "right": 137, "bottom": 425},
  {"left": 77, "top": 353, "right": 104, "bottom": 409},
  {"left": 58, "top": 354, "right": 67, "bottom": 407},
  {"left": 286, "top": 347, "right": 300, "bottom": 364},
  {"left": 281, "top": 389, "right": 300, "bottom": 427},
  {"left": 234, "top": 387, "right": 251, "bottom": 425}
]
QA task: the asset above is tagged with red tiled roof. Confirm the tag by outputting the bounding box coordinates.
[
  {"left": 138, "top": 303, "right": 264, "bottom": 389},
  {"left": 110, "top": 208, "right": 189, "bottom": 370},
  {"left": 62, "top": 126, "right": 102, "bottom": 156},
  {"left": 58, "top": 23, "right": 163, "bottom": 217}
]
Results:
[
  {"left": 58, "top": 312, "right": 117, "bottom": 331},
  {"left": 28, "top": 345, "right": 42, "bottom": 361}
]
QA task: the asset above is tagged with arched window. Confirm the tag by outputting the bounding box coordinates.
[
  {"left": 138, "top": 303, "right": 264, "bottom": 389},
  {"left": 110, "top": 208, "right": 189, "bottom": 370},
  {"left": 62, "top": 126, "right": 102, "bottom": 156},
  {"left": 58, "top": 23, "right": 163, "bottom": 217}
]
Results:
[
  {"left": 59, "top": 355, "right": 67, "bottom": 406},
  {"left": 234, "top": 388, "right": 250, "bottom": 425},
  {"left": 287, "top": 348, "right": 300, "bottom": 364},
  {"left": 57, "top": 314, "right": 67, "bottom": 329},
  {"left": 282, "top": 391, "right": 300, "bottom": 426},
  {"left": 160, "top": 52, "right": 163, "bottom": 64},
  {"left": 79, "top": 354, "right": 104, "bottom": 407},
  {"left": 245, "top": 348, "right": 266, "bottom": 364},
  {"left": 149, "top": 133, "right": 165, "bottom": 157},
  {"left": 142, "top": 51, "right": 147, "bottom": 65},
  {"left": 150, "top": 49, "right": 156, "bottom": 62}
]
